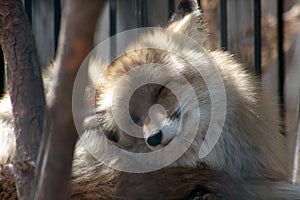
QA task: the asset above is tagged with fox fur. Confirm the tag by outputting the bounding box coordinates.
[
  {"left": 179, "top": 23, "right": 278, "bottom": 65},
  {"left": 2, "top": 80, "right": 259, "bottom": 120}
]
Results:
[{"left": 1, "top": 0, "right": 300, "bottom": 199}]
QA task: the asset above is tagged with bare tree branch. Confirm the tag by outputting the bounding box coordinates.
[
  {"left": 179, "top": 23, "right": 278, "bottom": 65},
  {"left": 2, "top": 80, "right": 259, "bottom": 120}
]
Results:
[
  {"left": 35, "top": 0, "right": 106, "bottom": 199},
  {"left": 0, "top": 0, "right": 45, "bottom": 199}
]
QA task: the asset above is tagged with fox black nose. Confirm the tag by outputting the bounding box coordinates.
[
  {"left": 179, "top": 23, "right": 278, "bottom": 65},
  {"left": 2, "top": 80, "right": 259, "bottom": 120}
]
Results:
[{"left": 147, "top": 131, "right": 162, "bottom": 147}]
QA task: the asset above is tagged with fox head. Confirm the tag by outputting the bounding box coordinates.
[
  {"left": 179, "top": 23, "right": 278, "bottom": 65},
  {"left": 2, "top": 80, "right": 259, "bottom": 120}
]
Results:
[{"left": 92, "top": 0, "right": 212, "bottom": 155}]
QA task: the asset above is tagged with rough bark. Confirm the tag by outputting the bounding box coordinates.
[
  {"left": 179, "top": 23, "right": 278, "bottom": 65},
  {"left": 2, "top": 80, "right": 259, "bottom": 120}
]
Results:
[
  {"left": 35, "top": 0, "right": 105, "bottom": 199},
  {"left": 0, "top": 0, "right": 45, "bottom": 199}
]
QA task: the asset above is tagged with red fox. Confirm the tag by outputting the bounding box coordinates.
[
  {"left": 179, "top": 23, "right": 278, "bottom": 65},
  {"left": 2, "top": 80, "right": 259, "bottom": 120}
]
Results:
[{"left": 1, "top": 0, "right": 300, "bottom": 199}]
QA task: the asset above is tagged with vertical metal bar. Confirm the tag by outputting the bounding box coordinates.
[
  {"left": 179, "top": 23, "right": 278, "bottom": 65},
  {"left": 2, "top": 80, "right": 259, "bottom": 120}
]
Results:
[
  {"left": 24, "top": 0, "right": 32, "bottom": 24},
  {"left": 0, "top": 49, "right": 4, "bottom": 97},
  {"left": 54, "top": 0, "right": 61, "bottom": 53},
  {"left": 254, "top": 0, "right": 262, "bottom": 77},
  {"left": 109, "top": 0, "right": 117, "bottom": 37},
  {"left": 220, "top": 0, "right": 228, "bottom": 50},
  {"left": 292, "top": 107, "right": 300, "bottom": 182},
  {"left": 110, "top": 0, "right": 117, "bottom": 59},
  {"left": 136, "top": 0, "right": 148, "bottom": 27},
  {"left": 277, "top": 0, "right": 285, "bottom": 121},
  {"left": 168, "top": 0, "right": 175, "bottom": 18},
  {"left": 198, "top": 0, "right": 201, "bottom": 10}
]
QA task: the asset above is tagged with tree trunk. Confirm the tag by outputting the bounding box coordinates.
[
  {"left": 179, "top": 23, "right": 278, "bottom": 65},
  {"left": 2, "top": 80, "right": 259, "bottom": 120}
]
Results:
[
  {"left": 0, "top": 0, "right": 45, "bottom": 199},
  {"left": 35, "top": 0, "right": 105, "bottom": 199}
]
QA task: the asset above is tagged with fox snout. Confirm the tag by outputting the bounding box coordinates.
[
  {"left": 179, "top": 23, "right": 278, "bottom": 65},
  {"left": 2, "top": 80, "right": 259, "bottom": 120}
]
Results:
[
  {"left": 146, "top": 131, "right": 163, "bottom": 147},
  {"left": 143, "top": 104, "right": 181, "bottom": 149},
  {"left": 145, "top": 129, "right": 176, "bottom": 148}
]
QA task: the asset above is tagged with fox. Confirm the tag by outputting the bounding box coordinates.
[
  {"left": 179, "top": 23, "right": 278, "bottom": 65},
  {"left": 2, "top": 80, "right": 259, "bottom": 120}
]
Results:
[{"left": 1, "top": 0, "right": 300, "bottom": 199}]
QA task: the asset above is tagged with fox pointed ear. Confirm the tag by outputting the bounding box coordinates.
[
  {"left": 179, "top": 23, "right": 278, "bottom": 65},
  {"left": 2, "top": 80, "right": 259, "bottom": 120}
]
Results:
[{"left": 167, "top": 0, "right": 206, "bottom": 43}]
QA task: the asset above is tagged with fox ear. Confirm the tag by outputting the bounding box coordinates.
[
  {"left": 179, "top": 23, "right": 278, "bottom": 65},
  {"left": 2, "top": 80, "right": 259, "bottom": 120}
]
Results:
[{"left": 167, "top": 0, "right": 206, "bottom": 43}]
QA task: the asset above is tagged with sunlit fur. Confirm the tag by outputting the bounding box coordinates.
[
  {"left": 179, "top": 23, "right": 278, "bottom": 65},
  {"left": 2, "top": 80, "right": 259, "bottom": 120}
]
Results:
[
  {"left": 92, "top": 7, "right": 288, "bottom": 181},
  {"left": 1, "top": 0, "right": 300, "bottom": 199}
]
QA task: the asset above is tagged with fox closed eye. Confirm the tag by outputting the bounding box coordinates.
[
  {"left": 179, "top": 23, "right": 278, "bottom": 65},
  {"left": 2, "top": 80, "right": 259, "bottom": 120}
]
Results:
[
  {"left": 131, "top": 114, "right": 142, "bottom": 126},
  {"left": 155, "top": 85, "right": 166, "bottom": 99},
  {"left": 170, "top": 108, "right": 181, "bottom": 120}
]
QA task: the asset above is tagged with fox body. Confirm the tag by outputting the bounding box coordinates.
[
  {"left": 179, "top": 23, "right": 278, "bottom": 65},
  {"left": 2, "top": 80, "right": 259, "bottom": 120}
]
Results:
[
  {"left": 0, "top": 0, "right": 299, "bottom": 199},
  {"left": 88, "top": 1, "right": 288, "bottom": 181}
]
